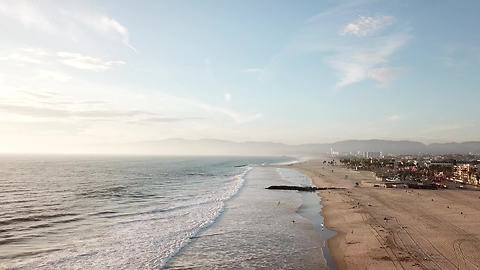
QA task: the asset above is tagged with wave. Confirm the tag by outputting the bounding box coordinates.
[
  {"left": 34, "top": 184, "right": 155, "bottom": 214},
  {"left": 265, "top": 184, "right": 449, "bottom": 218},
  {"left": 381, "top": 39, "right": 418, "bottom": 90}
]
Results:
[
  {"left": 0, "top": 248, "right": 62, "bottom": 260},
  {"left": 2, "top": 160, "right": 262, "bottom": 270},
  {"left": 160, "top": 166, "right": 252, "bottom": 268},
  {"left": 88, "top": 210, "right": 119, "bottom": 216},
  {"left": 0, "top": 199, "right": 37, "bottom": 205},
  {"left": 95, "top": 167, "right": 252, "bottom": 222},
  {"left": 0, "top": 213, "right": 79, "bottom": 226}
]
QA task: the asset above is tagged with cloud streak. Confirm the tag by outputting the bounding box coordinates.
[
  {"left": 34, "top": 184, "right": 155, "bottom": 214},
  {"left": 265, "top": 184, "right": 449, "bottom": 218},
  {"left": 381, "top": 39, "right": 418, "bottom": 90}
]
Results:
[
  {"left": 0, "top": 0, "right": 135, "bottom": 51},
  {"left": 301, "top": 6, "right": 411, "bottom": 89},
  {"left": 132, "top": 117, "right": 204, "bottom": 124},
  {"left": 0, "top": 103, "right": 153, "bottom": 119},
  {"left": 332, "top": 32, "right": 409, "bottom": 88},
  {"left": 341, "top": 16, "right": 394, "bottom": 37},
  {"left": 56, "top": 52, "right": 125, "bottom": 72},
  {"left": 0, "top": 48, "right": 125, "bottom": 72},
  {"left": 78, "top": 13, "right": 137, "bottom": 52},
  {"left": 0, "top": 90, "right": 262, "bottom": 126},
  {"left": 241, "top": 68, "right": 265, "bottom": 74},
  {"left": 334, "top": 16, "right": 409, "bottom": 88}
]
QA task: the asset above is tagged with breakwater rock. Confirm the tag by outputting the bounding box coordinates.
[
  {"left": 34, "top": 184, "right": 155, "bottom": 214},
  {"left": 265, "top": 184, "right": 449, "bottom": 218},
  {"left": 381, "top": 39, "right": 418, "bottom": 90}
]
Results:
[{"left": 265, "top": 185, "right": 344, "bottom": 192}]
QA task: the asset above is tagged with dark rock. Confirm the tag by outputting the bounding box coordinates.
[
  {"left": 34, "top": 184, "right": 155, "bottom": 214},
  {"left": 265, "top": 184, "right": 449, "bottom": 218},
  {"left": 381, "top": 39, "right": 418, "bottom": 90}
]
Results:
[{"left": 265, "top": 185, "right": 344, "bottom": 192}]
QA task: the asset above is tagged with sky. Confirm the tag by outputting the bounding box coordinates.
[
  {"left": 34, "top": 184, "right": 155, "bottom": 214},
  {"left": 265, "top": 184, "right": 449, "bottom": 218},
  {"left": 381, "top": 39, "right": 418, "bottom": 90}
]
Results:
[{"left": 0, "top": 0, "right": 479, "bottom": 153}]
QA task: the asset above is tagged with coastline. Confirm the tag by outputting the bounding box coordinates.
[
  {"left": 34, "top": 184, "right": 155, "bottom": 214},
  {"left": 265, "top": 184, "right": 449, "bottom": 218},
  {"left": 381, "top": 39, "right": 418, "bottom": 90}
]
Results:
[
  {"left": 291, "top": 161, "right": 364, "bottom": 270},
  {"left": 166, "top": 166, "right": 330, "bottom": 269},
  {"left": 291, "top": 160, "right": 480, "bottom": 270},
  {"left": 293, "top": 173, "right": 337, "bottom": 270}
]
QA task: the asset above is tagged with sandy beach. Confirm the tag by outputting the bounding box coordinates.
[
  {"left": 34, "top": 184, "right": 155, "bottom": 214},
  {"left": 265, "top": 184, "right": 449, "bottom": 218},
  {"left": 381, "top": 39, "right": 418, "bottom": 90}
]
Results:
[{"left": 292, "top": 160, "right": 480, "bottom": 270}]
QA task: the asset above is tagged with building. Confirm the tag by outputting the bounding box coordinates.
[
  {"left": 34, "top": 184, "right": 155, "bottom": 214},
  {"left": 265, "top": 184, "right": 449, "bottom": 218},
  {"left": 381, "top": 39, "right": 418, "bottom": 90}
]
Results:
[
  {"left": 364, "top": 151, "right": 383, "bottom": 159},
  {"left": 454, "top": 164, "right": 479, "bottom": 185}
]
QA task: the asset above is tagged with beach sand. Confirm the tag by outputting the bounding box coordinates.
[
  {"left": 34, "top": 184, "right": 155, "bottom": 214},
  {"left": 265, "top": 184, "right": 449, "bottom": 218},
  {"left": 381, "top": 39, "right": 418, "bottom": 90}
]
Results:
[{"left": 292, "top": 160, "right": 480, "bottom": 270}]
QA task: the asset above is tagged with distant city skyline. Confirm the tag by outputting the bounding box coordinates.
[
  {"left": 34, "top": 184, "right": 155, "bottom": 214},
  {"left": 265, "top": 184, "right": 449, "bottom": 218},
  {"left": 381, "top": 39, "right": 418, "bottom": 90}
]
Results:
[{"left": 1, "top": 0, "right": 479, "bottom": 153}]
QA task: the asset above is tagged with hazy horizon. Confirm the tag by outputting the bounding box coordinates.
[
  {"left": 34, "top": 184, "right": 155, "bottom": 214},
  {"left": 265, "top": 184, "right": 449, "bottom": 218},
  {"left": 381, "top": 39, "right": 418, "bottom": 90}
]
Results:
[
  {"left": 3, "top": 137, "right": 480, "bottom": 156},
  {"left": 1, "top": 0, "right": 480, "bottom": 154}
]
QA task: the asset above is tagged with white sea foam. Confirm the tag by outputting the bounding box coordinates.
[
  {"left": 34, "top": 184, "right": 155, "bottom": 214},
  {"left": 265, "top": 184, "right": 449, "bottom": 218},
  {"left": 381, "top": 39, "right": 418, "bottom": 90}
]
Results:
[
  {"left": 158, "top": 166, "right": 252, "bottom": 268},
  {"left": 12, "top": 167, "right": 252, "bottom": 270},
  {"left": 276, "top": 167, "right": 312, "bottom": 186},
  {"left": 166, "top": 166, "right": 332, "bottom": 269}
]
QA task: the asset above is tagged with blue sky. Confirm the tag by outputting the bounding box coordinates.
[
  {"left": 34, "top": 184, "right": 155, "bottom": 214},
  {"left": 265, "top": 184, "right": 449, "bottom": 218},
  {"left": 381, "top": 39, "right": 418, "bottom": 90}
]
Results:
[{"left": 0, "top": 0, "right": 479, "bottom": 152}]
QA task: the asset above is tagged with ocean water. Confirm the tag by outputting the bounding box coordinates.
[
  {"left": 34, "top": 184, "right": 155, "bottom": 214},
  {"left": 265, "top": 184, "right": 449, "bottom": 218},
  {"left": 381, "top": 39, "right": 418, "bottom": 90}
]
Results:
[
  {"left": 166, "top": 167, "right": 334, "bottom": 269},
  {"left": 0, "top": 156, "right": 333, "bottom": 269}
]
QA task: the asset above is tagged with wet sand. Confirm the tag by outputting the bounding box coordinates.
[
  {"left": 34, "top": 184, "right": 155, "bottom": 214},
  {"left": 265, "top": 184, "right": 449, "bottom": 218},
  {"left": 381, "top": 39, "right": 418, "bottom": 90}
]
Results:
[{"left": 292, "top": 160, "right": 480, "bottom": 270}]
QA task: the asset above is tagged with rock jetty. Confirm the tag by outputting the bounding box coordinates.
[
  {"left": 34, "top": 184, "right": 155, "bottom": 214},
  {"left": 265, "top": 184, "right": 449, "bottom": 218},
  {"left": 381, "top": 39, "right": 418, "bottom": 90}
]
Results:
[{"left": 265, "top": 185, "right": 344, "bottom": 192}]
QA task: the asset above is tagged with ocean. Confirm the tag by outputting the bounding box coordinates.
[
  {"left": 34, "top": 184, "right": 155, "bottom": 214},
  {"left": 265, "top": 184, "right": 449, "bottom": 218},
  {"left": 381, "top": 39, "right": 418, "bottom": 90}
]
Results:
[{"left": 0, "top": 156, "right": 334, "bottom": 269}]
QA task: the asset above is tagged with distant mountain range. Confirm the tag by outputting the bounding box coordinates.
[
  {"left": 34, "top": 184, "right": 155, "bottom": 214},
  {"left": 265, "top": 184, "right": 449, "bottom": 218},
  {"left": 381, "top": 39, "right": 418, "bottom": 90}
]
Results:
[{"left": 108, "top": 139, "right": 480, "bottom": 156}]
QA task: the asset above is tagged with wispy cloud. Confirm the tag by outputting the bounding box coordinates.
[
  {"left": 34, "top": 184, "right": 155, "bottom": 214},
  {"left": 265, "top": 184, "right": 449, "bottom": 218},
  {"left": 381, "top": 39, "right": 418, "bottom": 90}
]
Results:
[
  {"left": 78, "top": 14, "right": 137, "bottom": 52},
  {"left": 368, "top": 67, "right": 401, "bottom": 86},
  {"left": 334, "top": 18, "right": 409, "bottom": 88},
  {"left": 0, "top": 48, "right": 124, "bottom": 72},
  {"left": 56, "top": 52, "right": 125, "bottom": 72},
  {"left": 241, "top": 68, "right": 265, "bottom": 74},
  {"left": 21, "top": 90, "right": 60, "bottom": 99},
  {"left": 0, "top": 48, "right": 46, "bottom": 64},
  {"left": 0, "top": 1, "right": 55, "bottom": 32},
  {"left": 132, "top": 117, "right": 204, "bottom": 124},
  {"left": 0, "top": 0, "right": 135, "bottom": 51},
  {"left": 1, "top": 89, "right": 261, "bottom": 126},
  {"left": 34, "top": 70, "right": 71, "bottom": 82},
  {"left": 300, "top": 6, "right": 411, "bottom": 89},
  {"left": 341, "top": 16, "right": 394, "bottom": 37},
  {"left": 0, "top": 103, "right": 153, "bottom": 119}
]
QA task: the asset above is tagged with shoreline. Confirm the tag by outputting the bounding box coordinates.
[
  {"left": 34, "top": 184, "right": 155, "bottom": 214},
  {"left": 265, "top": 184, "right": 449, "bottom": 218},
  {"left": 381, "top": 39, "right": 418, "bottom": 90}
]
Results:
[
  {"left": 166, "top": 166, "right": 330, "bottom": 269},
  {"left": 294, "top": 176, "right": 337, "bottom": 270},
  {"left": 291, "top": 160, "right": 480, "bottom": 270},
  {"left": 290, "top": 162, "right": 356, "bottom": 270},
  {"left": 163, "top": 166, "right": 253, "bottom": 268}
]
